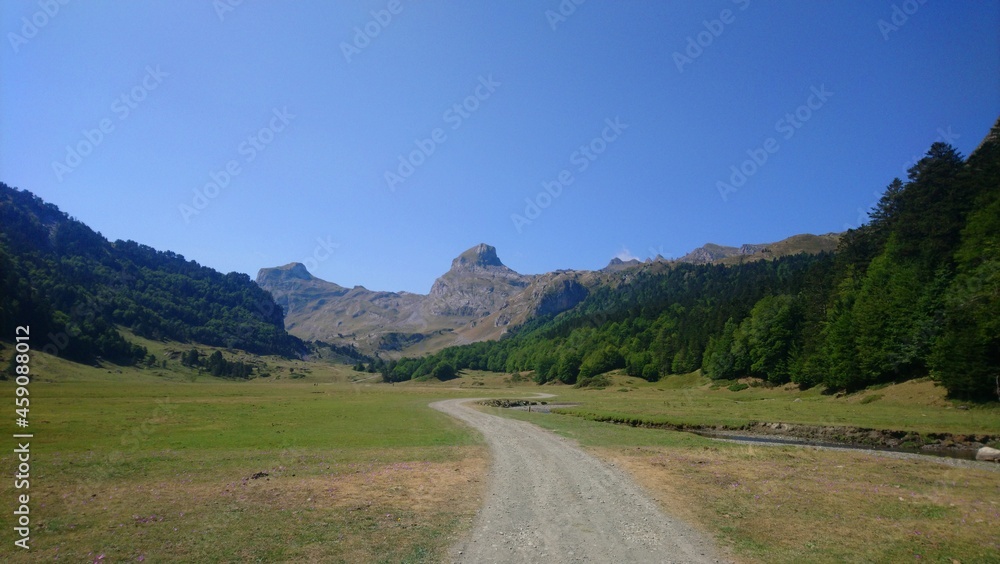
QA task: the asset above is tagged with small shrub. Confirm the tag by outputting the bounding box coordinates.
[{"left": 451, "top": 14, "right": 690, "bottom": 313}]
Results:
[
  {"left": 728, "top": 382, "right": 749, "bottom": 392},
  {"left": 575, "top": 374, "right": 612, "bottom": 389}
]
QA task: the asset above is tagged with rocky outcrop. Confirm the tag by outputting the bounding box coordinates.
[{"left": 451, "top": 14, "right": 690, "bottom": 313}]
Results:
[
  {"left": 678, "top": 243, "right": 740, "bottom": 264},
  {"left": 602, "top": 257, "right": 642, "bottom": 272},
  {"left": 535, "top": 279, "right": 589, "bottom": 316},
  {"left": 477, "top": 399, "right": 545, "bottom": 408},
  {"left": 425, "top": 244, "right": 531, "bottom": 318},
  {"left": 977, "top": 446, "right": 1000, "bottom": 462},
  {"left": 739, "top": 244, "right": 771, "bottom": 256}
]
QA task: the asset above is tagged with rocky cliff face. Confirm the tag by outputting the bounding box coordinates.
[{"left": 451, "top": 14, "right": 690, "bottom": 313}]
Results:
[{"left": 425, "top": 244, "right": 532, "bottom": 318}]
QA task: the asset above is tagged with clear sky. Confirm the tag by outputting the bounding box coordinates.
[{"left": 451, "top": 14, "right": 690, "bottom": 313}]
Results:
[{"left": 2, "top": 1, "right": 998, "bottom": 293}]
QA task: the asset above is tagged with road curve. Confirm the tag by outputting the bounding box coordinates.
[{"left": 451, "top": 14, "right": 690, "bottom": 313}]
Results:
[{"left": 430, "top": 398, "right": 726, "bottom": 564}]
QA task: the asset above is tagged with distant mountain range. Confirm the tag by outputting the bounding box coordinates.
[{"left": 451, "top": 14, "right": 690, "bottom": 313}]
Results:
[
  {"left": 0, "top": 178, "right": 840, "bottom": 365},
  {"left": 257, "top": 234, "right": 840, "bottom": 356}
]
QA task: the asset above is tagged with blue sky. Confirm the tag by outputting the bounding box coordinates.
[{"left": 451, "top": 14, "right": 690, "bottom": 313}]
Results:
[{"left": 2, "top": 1, "right": 998, "bottom": 293}]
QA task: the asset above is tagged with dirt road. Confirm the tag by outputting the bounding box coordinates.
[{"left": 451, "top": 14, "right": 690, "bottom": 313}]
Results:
[{"left": 430, "top": 398, "right": 726, "bottom": 563}]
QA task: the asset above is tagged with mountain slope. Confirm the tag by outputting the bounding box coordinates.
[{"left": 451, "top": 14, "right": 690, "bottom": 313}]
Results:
[
  {"left": 677, "top": 233, "right": 840, "bottom": 265},
  {"left": 0, "top": 182, "right": 300, "bottom": 364}
]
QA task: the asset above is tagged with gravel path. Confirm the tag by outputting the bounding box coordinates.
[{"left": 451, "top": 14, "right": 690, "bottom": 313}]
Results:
[{"left": 431, "top": 398, "right": 727, "bottom": 564}]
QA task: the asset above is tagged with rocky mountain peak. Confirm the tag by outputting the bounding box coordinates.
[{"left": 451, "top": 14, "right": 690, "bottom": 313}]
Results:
[
  {"left": 256, "top": 262, "right": 315, "bottom": 284},
  {"left": 603, "top": 257, "right": 641, "bottom": 272},
  {"left": 282, "top": 262, "right": 314, "bottom": 280},
  {"left": 451, "top": 243, "right": 505, "bottom": 270}
]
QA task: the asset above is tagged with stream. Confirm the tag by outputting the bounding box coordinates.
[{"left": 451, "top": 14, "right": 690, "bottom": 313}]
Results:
[{"left": 503, "top": 402, "right": 987, "bottom": 462}]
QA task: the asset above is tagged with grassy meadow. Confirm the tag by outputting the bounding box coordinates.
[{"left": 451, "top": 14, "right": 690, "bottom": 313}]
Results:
[
  {"left": 412, "top": 368, "right": 1000, "bottom": 435},
  {"left": 1, "top": 340, "right": 998, "bottom": 563},
  {"left": 0, "top": 343, "right": 496, "bottom": 563}
]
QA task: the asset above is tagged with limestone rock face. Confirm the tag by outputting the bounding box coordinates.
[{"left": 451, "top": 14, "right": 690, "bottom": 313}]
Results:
[{"left": 426, "top": 244, "right": 532, "bottom": 318}]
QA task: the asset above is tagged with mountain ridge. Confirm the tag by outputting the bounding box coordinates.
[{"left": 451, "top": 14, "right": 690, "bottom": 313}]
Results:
[{"left": 257, "top": 234, "right": 840, "bottom": 356}]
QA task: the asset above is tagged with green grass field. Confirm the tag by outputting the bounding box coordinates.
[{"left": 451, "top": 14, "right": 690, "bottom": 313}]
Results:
[
  {"left": 0, "top": 346, "right": 499, "bottom": 563},
  {"left": 439, "top": 369, "right": 1000, "bottom": 436},
  {"left": 1, "top": 344, "right": 998, "bottom": 563}
]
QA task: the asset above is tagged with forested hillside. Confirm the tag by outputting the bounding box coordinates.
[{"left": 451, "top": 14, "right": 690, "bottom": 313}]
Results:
[
  {"left": 0, "top": 183, "right": 301, "bottom": 365},
  {"left": 383, "top": 122, "right": 1000, "bottom": 401}
]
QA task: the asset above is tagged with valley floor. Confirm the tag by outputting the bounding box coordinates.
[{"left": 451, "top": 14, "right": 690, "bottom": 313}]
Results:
[{"left": 0, "top": 350, "right": 997, "bottom": 562}]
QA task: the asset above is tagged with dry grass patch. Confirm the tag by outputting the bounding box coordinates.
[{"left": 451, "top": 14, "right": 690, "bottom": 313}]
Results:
[
  {"left": 600, "top": 445, "right": 1000, "bottom": 563},
  {"left": 2, "top": 446, "right": 487, "bottom": 563}
]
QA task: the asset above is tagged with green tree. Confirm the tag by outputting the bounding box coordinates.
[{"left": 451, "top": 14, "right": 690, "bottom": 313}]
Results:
[
  {"left": 743, "top": 295, "right": 798, "bottom": 384},
  {"left": 533, "top": 354, "right": 557, "bottom": 384},
  {"left": 432, "top": 362, "right": 456, "bottom": 381},
  {"left": 579, "top": 346, "right": 624, "bottom": 379},
  {"left": 849, "top": 251, "right": 925, "bottom": 385},
  {"left": 821, "top": 275, "right": 861, "bottom": 390},
  {"left": 182, "top": 348, "right": 200, "bottom": 367},
  {"left": 702, "top": 318, "right": 739, "bottom": 380},
  {"left": 556, "top": 351, "right": 582, "bottom": 384},
  {"left": 931, "top": 172, "right": 1000, "bottom": 399}
]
